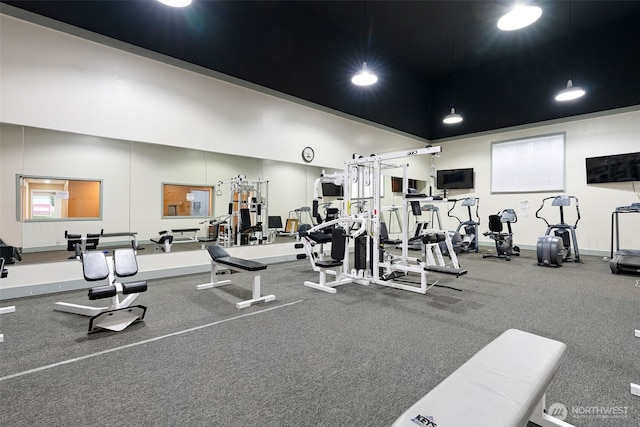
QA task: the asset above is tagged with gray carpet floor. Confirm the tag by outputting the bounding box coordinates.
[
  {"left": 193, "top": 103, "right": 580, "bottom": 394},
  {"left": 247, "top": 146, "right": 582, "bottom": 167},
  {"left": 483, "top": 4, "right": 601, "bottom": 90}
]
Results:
[{"left": 0, "top": 249, "right": 638, "bottom": 426}]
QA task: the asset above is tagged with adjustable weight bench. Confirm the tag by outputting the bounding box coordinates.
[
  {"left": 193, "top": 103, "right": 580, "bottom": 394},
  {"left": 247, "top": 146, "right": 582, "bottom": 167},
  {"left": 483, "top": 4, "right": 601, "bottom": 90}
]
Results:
[
  {"left": 196, "top": 245, "right": 275, "bottom": 309},
  {"left": 150, "top": 230, "right": 174, "bottom": 252},
  {"left": 393, "top": 329, "right": 574, "bottom": 427},
  {"left": 55, "top": 245, "right": 147, "bottom": 333}
]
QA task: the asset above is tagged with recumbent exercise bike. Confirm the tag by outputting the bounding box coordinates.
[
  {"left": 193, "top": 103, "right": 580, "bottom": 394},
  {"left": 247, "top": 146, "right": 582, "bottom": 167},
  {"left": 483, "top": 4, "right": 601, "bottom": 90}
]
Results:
[{"left": 483, "top": 209, "right": 520, "bottom": 261}]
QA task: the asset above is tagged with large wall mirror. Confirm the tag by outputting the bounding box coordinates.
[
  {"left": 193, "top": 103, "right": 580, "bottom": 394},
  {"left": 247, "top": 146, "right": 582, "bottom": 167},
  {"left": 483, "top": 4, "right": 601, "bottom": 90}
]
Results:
[
  {"left": 2, "top": 124, "right": 432, "bottom": 261},
  {"left": 17, "top": 175, "right": 102, "bottom": 221}
]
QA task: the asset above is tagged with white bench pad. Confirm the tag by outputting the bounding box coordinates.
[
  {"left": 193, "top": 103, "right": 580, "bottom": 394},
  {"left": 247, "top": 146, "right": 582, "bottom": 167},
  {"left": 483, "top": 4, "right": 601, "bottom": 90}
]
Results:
[{"left": 393, "top": 329, "right": 567, "bottom": 427}]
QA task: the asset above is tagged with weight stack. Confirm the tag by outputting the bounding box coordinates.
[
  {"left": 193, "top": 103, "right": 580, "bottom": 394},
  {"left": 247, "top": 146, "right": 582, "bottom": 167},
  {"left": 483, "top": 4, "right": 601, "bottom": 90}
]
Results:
[{"left": 354, "top": 234, "right": 367, "bottom": 271}]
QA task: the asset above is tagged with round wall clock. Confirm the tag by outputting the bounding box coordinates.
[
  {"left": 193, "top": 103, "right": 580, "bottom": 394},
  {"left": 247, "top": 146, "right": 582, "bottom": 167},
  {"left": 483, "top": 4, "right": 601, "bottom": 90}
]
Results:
[{"left": 302, "top": 146, "right": 315, "bottom": 163}]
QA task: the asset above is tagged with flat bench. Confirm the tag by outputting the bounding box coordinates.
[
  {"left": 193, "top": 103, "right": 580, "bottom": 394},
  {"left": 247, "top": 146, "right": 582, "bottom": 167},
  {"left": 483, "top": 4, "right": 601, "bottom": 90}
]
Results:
[
  {"left": 170, "top": 228, "right": 200, "bottom": 243},
  {"left": 393, "top": 329, "right": 573, "bottom": 427},
  {"left": 196, "top": 245, "right": 275, "bottom": 309}
]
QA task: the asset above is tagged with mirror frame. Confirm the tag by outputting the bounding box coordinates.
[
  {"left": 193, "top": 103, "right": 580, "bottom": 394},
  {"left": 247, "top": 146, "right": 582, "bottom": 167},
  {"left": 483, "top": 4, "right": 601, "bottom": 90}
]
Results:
[{"left": 16, "top": 175, "right": 103, "bottom": 222}]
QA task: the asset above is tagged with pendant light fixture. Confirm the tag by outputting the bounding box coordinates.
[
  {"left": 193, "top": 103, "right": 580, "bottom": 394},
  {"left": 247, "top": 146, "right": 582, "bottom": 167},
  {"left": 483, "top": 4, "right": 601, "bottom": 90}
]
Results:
[
  {"left": 497, "top": 4, "right": 542, "bottom": 31},
  {"left": 443, "top": 42, "right": 463, "bottom": 125},
  {"left": 352, "top": 2, "right": 377, "bottom": 87},
  {"left": 443, "top": 107, "right": 463, "bottom": 125},
  {"left": 555, "top": 79, "right": 585, "bottom": 101},
  {"left": 352, "top": 62, "right": 378, "bottom": 86},
  {"left": 157, "top": 0, "right": 192, "bottom": 7},
  {"left": 555, "top": 1, "right": 586, "bottom": 102}
]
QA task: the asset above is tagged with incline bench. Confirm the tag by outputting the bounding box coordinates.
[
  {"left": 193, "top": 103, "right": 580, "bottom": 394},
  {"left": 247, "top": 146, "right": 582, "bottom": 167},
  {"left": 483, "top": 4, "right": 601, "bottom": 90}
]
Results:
[
  {"left": 196, "top": 245, "right": 275, "bottom": 309},
  {"left": 393, "top": 329, "right": 574, "bottom": 427}
]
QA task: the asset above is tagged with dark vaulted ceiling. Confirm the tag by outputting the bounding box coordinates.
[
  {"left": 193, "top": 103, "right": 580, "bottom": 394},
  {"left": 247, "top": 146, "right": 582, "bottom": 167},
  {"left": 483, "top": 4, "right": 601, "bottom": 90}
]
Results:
[{"left": 2, "top": 0, "right": 639, "bottom": 140}]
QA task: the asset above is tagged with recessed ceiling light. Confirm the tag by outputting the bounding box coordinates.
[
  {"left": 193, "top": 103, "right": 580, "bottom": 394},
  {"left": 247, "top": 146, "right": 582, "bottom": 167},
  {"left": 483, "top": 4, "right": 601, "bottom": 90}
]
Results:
[
  {"left": 498, "top": 5, "right": 542, "bottom": 31},
  {"left": 157, "top": 0, "right": 192, "bottom": 8}
]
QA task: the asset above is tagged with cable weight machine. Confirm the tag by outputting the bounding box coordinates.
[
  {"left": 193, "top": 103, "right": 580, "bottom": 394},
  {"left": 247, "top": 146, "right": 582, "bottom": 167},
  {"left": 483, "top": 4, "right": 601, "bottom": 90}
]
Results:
[{"left": 216, "top": 175, "right": 269, "bottom": 247}]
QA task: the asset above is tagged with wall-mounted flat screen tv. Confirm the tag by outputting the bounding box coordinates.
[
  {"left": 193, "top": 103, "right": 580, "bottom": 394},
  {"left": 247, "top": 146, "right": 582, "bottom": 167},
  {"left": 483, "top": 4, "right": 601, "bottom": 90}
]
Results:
[
  {"left": 321, "top": 182, "right": 344, "bottom": 197},
  {"left": 586, "top": 152, "right": 640, "bottom": 184},
  {"left": 437, "top": 168, "right": 474, "bottom": 189}
]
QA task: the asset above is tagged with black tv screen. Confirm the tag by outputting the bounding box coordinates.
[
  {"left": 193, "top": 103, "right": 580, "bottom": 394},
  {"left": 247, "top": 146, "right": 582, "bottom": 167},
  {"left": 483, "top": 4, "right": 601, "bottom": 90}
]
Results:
[
  {"left": 321, "top": 182, "right": 344, "bottom": 197},
  {"left": 437, "top": 168, "right": 474, "bottom": 189},
  {"left": 586, "top": 152, "right": 640, "bottom": 184}
]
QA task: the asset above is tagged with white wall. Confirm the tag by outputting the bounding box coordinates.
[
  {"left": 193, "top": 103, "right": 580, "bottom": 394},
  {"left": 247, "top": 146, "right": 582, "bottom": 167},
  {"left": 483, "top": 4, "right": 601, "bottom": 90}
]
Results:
[
  {"left": 432, "top": 109, "right": 640, "bottom": 254},
  {"left": 0, "top": 12, "right": 426, "bottom": 167}
]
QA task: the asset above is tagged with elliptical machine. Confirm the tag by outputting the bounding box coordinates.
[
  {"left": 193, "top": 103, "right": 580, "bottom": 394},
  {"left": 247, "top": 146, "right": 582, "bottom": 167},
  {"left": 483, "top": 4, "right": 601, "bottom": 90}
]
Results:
[
  {"left": 482, "top": 209, "right": 520, "bottom": 261},
  {"left": 447, "top": 197, "right": 480, "bottom": 253},
  {"left": 535, "top": 195, "right": 581, "bottom": 266}
]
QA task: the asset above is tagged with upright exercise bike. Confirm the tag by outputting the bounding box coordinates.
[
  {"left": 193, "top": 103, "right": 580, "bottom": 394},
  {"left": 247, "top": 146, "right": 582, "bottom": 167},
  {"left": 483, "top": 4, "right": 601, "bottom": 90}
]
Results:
[{"left": 536, "top": 195, "right": 581, "bottom": 266}]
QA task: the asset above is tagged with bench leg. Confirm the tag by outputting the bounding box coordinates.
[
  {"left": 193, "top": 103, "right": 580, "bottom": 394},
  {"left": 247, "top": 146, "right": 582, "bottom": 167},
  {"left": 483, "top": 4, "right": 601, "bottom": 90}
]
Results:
[
  {"left": 117, "top": 292, "right": 139, "bottom": 308},
  {"left": 632, "top": 330, "right": 640, "bottom": 397},
  {"left": 54, "top": 302, "right": 108, "bottom": 317},
  {"left": 529, "top": 394, "right": 575, "bottom": 427},
  {"left": 88, "top": 305, "right": 146, "bottom": 333},
  {"left": 0, "top": 306, "right": 15, "bottom": 315},
  {"left": 0, "top": 306, "right": 16, "bottom": 343},
  {"left": 196, "top": 261, "right": 231, "bottom": 290},
  {"left": 235, "top": 273, "right": 276, "bottom": 309},
  {"left": 304, "top": 268, "right": 353, "bottom": 294}
]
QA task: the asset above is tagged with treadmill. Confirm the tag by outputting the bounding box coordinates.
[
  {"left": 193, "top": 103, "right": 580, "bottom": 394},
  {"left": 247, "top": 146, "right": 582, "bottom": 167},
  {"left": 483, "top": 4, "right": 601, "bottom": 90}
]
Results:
[{"left": 610, "top": 203, "right": 640, "bottom": 274}]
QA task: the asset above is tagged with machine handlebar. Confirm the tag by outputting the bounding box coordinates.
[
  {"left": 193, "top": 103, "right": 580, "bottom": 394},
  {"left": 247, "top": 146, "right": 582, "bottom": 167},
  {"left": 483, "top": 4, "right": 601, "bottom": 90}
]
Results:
[
  {"left": 535, "top": 195, "right": 580, "bottom": 228},
  {"left": 447, "top": 197, "right": 480, "bottom": 225}
]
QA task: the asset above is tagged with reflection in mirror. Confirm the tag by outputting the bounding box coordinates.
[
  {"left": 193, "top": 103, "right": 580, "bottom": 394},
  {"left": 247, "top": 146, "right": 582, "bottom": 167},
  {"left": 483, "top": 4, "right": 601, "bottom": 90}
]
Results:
[
  {"left": 18, "top": 176, "right": 102, "bottom": 221},
  {"left": 390, "top": 177, "right": 427, "bottom": 193},
  {"left": 162, "top": 183, "right": 213, "bottom": 217}
]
